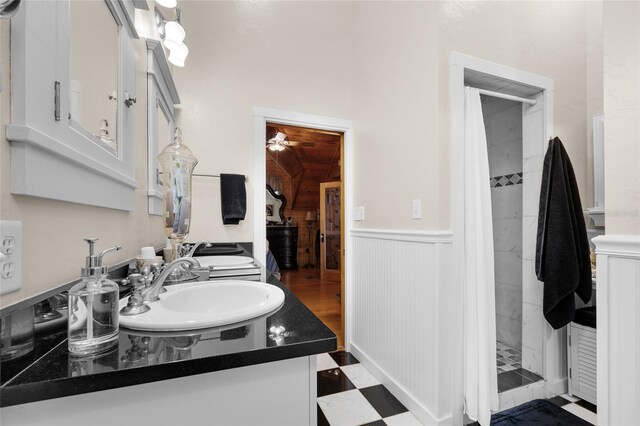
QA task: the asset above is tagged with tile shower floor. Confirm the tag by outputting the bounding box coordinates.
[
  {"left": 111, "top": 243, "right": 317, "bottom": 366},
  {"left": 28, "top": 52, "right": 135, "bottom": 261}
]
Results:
[
  {"left": 319, "top": 351, "right": 597, "bottom": 425},
  {"left": 496, "top": 341, "right": 544, "bottom": 393},
  {"left": 496, "top": 341, "right": 521, "bottom": 373}
]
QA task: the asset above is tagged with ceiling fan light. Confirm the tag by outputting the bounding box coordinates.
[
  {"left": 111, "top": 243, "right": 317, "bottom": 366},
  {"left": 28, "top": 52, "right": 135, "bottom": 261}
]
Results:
[{"left": 268, "top": 142, "right": 285, "bottom": 152}]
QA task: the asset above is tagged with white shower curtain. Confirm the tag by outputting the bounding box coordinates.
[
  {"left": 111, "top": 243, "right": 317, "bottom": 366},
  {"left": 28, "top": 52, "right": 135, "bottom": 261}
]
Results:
[{"left": 463, "top": 87, "right": 499, "bottom": 425}]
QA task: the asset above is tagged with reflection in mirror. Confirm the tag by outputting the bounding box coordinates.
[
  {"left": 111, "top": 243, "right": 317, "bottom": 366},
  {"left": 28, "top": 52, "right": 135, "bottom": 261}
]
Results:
[
  {"left": 266, "top": 184, "right": 286, "bottom": 224},
  {"left": 156, "top": 99, "right": 171, "bottom": 186},
  {"left": 69, "top": 0, "right": 118, "bottom": 155}
]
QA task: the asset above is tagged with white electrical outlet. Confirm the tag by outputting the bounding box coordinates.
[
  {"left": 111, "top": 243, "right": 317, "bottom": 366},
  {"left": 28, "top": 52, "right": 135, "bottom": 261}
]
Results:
[
  {"left": 412, "top": 199, "right": 422, "bottom": 219},
  {"left": 1, "top": 221, "right": 23, "bottom": 295}
]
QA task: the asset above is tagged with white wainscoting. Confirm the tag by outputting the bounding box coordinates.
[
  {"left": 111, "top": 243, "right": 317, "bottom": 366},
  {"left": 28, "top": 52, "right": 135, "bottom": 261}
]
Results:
[
  {"left": 594, "top": 235, "right": 640, "bottom": 426},
  {"left": 350, "top": 229, "right": 453, "bottom": 425}
]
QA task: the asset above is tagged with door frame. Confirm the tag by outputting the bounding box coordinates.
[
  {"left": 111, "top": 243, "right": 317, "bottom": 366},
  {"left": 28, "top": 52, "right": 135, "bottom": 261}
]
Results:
[
  {"left": 319, "top": 181, "right": 342, "bottom": 282},
  {"left": 449, "top": 52, "right": 556, "bottom": 423},
  {"left": 253, "top": 107, "right": 353, "bottom": 349}
]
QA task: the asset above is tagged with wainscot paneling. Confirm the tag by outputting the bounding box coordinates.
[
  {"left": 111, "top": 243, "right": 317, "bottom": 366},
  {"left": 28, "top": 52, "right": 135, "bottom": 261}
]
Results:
[
  {"left": 594, "top": 235, "right": 640, "bottom": 426},
  {"left": 350, "top": 229, "right": 453, "bottom": 425}
]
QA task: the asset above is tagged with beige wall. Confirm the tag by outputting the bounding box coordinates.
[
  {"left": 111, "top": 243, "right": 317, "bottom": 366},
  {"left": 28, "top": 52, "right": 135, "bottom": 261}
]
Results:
[
  {"left": 603, "top": 1, "right": 640, "bottom": 235},
  {"left": 177, "top": 1, "right": 597, "bottom": 233},
  {"left": 1, "top": 1, "right": 615, "bottom": 308},
  {"left": 0, "top": 18, "right": 165, "bottom": 309},
  {"left": 586, "top": 0, "right": 604, "bottom": 213},
  {"left": 438, "top": 1, "right": 592, "bottom": 227},
  {"left": 173, "top": 1, "right": 354, "bottom": 242},
  {"left": 351, "top": 1, "right": 442, "bottom": 229}
]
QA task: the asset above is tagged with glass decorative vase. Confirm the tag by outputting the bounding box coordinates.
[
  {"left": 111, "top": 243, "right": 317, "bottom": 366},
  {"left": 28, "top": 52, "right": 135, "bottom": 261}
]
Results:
[{"left": 158, "top": 129, "right": 198, "bottom": 266}]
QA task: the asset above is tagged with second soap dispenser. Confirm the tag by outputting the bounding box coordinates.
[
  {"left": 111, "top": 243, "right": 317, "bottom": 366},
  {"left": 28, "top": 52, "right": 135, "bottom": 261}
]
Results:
[{"left": 68, "top": 239, "right": 121, "bottom": 356}]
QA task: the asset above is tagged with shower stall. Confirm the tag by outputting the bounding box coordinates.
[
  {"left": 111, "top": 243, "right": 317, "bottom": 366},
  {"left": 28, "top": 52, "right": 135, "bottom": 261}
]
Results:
[
  {"left": 451, "top": 53, "right": 564, "bottom": 418},
  {"left": 480, "top": 95, "right": 543, "bottom": 392}
]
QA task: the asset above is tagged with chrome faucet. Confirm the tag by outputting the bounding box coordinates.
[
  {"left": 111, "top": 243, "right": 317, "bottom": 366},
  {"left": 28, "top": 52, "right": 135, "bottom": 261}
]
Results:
[
  {"left": 142, "top": 257, "right": 202, "bottom": 303},
  {"left": 187, "top": 240, "right": 212, "bottom": 257}
]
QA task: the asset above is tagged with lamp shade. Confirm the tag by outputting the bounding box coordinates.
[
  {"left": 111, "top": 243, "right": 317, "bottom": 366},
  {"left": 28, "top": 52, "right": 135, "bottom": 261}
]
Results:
[
  {"left": 163, "top": 20, "right": 186, "bottom": 51},
  {"left": 305, "top": 211, "right": 315, "bottom": 221},
  {"left": 168, "top": 42, "right": 189, "bottom": 67}
]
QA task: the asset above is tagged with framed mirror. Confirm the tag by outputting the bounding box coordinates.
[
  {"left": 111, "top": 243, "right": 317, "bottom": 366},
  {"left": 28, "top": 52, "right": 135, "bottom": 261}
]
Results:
[
  {"left": 266, "top": 184, "right": 286, "bottom": 224},
  {"left": 69, "top": 0, "right": 119, "bottom": 155}
]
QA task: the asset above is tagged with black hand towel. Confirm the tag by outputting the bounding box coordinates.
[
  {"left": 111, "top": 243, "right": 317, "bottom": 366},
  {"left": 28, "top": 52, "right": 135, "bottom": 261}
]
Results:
[
  {"left": 220, "top": 174, "right": 246, "bottom": 225},
  {"left": 535, "top": 137, "right": 592, "bottom": 329}
]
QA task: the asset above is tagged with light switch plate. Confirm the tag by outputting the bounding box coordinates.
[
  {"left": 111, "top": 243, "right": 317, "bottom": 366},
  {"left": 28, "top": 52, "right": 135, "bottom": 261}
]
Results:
[
  {"left": 1, "top": 221, "right": 23, "bottom": 295},
  {"left": 412, "top": 199, "right": 422, "bottom": 219},
  {"left": 352, "top": 206, "right": 365, "bottom": 221}
]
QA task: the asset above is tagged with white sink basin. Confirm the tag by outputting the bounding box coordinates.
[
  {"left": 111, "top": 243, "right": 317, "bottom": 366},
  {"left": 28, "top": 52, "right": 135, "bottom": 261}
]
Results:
[
  {"left": 196, "top": 255, "right": 254, "bottom": 268},
  {"left": 119, "top": 280, "right": 285, "bottom": 331}
]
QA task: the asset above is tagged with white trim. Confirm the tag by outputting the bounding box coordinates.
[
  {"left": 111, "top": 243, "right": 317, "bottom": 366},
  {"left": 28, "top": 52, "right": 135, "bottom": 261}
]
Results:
[
  {"left": 350, "top": 343, "right": 446, "bottom": 425},
  {"left": 351, "top": 228, "right": 453, "bottom": 244},
  {"left": 449, "top": 52, "right": 555, "bottom": 421},
  {"left": 146, "top": 38, "right": 178, "bottom": 216},
  {"left": 594, "top": 234, "right": 640, "bottom": 426},
  {"left": 593, "top": 235, "right": 640, "bottom": 258},
  {"left": 252, "top": 106, "right": 353, "bottom": 347}
]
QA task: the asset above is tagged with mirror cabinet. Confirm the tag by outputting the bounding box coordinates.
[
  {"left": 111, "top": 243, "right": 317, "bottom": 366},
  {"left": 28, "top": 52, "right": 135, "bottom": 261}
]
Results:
[{"left": 7, "top": 0, "right": 138, "bottom": 210}]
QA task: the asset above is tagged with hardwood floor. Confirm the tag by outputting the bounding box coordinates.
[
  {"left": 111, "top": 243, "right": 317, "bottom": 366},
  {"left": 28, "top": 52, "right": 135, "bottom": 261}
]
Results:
[{"left": 279, "top": 268, "right": 343, "bottom": 349}]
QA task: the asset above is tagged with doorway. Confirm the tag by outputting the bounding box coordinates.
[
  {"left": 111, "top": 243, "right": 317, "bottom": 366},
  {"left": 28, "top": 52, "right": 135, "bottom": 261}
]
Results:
[
  {"left": 450, "top": 53, "right": 562, "bottom": 418},
  {"left": 254, "top": 108, "right": 352, "bottom": 350}
]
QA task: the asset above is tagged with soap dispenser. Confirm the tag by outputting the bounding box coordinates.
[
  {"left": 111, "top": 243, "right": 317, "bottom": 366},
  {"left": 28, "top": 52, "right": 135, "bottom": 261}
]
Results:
[{"left": 68, "top": 239, "right": 121, "bottom": 356}]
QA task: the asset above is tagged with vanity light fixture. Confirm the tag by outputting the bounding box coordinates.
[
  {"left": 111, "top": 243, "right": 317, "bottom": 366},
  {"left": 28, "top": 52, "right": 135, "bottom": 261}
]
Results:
[
  {"left": 267, "top": 132, "right": 289, "bottom": 152},
  {"left": 155, "top": 0, "right": 177, "bottom": 9},
  {"left": 168, "top": 42, "right": 189, "bottom": 67},
  {"left": 163, "top": 8, "right": 186, "bottom": 51}
]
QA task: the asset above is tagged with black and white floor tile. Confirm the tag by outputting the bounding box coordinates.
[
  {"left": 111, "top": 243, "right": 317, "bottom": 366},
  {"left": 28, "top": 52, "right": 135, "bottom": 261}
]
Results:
[
  {"left": 549, "top": 393, "right": 598, "bottom": 425},
  {"left": 319, "top": 352, "right": 598, "bottom": 426},
  {"left": 317, "top": 352, "right": 422, "bottom": 426}
]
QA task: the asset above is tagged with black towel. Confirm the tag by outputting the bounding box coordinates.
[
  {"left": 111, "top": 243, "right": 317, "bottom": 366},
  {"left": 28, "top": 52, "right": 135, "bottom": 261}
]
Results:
[
  {"left": 535, "top": 137, "right": 592, "bottom": 329},
  {"left": 220, "top": 174, "right": 246, "bottom": 225}
]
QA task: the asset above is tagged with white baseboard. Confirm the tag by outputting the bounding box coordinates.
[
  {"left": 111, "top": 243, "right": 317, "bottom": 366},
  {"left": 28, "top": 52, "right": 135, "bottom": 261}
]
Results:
[
  {"left": 545, "top": 377, "right": 568, "bottom": 398},
  {"left": 350, "top": 343, "right": 449, "bottom": 425}
]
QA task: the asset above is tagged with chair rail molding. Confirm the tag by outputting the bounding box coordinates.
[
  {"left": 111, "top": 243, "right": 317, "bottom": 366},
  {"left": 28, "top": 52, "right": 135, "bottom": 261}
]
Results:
[{"left": 593, "top": 234, "right": 640, "bottom": 426}]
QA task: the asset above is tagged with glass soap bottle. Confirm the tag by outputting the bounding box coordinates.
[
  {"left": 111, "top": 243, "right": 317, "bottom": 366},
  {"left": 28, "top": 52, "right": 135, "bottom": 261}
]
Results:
[{"left": 68, "top": 239, "right": 121, "bottom": 356}]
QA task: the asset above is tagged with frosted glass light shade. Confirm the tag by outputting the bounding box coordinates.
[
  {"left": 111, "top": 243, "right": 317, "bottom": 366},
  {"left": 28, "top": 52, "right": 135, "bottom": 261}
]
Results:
[
  {"left": 168, "top": 42, "right": 189, "bottom": 67},
  {"left": 163, "top": 21, "right": 186, "bottom": 51},
  {"left": 156, "top": 0, "right": 177, "bottom": 8}
]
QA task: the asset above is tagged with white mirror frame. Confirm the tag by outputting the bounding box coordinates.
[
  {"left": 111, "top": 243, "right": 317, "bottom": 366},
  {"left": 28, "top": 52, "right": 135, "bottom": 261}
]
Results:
[
  {"left": 6, "top": 0, "right": 138, "bottom": 211},
  {"left": 146, "top": 39, "right": 180, "bottom": 215}
]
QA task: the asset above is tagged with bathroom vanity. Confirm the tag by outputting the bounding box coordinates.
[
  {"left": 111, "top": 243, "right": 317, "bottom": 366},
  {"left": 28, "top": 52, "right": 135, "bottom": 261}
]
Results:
[{"left": 0, "top": 245, "right": 336, "bottom": 425}]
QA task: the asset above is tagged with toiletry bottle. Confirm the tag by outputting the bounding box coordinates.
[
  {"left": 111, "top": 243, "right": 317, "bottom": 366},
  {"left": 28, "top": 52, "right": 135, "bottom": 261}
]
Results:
[{"left": 68, "top": 239, "right": 121, "bottom": 356}]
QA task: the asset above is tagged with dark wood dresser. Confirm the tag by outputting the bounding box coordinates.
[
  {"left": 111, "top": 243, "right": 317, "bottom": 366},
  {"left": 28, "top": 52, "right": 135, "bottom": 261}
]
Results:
[{"left": 267, "top": 225, "right": 299, "bottom": 270}]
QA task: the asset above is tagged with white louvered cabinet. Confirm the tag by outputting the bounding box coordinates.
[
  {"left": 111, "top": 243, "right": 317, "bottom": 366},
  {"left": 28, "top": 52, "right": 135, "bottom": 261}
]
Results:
[{"left": 568, "top": 322, "right": 597, "bottom": 405}]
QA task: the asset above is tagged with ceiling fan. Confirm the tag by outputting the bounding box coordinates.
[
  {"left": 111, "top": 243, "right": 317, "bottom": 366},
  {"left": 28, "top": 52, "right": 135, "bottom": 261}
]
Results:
[{"left": 266, "top": 132, "right": 289, "bottom": 152}]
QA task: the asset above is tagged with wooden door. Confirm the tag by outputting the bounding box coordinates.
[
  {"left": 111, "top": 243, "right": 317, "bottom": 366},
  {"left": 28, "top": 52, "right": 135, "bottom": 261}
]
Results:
[{"left": 320, "top": 181, "right": 341, "bottom": 281}]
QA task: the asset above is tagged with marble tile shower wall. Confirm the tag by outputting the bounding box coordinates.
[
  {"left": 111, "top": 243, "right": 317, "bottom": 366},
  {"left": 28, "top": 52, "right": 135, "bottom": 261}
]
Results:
[{"left": 482, "top": 97, "right": 523, "bottom": 350}]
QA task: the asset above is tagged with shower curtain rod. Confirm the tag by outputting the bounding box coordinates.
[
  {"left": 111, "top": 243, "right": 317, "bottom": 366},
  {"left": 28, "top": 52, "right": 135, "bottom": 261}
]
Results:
[{"left": 471, "top": 87, "right": 537, "bottom": 106}]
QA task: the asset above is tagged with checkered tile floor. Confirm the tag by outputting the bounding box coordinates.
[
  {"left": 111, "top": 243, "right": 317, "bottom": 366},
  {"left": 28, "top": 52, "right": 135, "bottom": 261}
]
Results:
[
  {"left": 317, "top": 352, "right": 422, "bottom": 426},
  {"left": 549, "top": 394, "right": 598, "bottom": 425},
  {"left": 319, "top": 352, "right": 598, "bottom": 426},
  {"left": 496, "top": 341, "right": 521, "bottom": 373}
]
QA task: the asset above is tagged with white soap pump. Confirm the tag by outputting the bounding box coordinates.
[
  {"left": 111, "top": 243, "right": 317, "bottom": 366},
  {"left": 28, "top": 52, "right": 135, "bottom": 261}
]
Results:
[{"left": 68, "top": 238, "right": 121, "bottom": 356}]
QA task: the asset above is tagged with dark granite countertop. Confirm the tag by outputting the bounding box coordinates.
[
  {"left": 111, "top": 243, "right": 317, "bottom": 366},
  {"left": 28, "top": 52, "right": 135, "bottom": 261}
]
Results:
[{"left": 0, "top": 245, "right": 336, "bottom": 407}]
